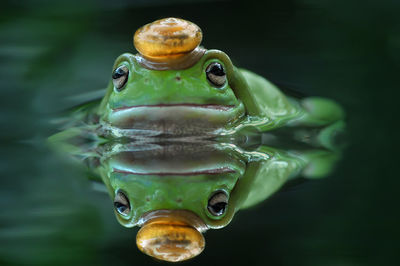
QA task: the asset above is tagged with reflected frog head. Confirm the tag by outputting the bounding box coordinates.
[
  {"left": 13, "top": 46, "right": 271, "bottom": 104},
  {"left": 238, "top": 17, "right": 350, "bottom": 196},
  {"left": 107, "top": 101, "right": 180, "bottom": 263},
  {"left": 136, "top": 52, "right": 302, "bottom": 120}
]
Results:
[
  {"left": 98, "top": 143, "right": 246, "bottom": 261},
  {"left": 103, "top": 148, "right": 245, "bottom": 228}
]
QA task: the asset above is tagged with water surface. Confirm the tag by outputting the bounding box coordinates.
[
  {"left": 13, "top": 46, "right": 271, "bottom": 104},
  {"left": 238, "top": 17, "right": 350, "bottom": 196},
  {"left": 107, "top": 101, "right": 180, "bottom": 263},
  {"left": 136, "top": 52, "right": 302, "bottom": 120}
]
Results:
[{"left": 0, "top": 0, "right": 398, "bottom": 265}]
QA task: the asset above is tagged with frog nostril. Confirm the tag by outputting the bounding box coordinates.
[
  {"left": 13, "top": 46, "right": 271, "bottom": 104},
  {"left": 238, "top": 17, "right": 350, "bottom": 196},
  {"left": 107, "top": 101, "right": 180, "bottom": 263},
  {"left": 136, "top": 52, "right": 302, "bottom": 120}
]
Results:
[{"left": 175, "top": 76, "right": 181, "bottom": 81}]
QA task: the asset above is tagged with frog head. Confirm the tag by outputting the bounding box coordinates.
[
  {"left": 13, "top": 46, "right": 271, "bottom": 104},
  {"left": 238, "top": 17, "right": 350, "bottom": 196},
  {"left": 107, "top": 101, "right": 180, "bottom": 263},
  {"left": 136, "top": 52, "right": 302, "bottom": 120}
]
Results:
[
  {"left": 99, "top": 18, "right": 258, "bottom": 136},
  {"left": 98, "top": 142, "right": 246, "bottom": 262}
]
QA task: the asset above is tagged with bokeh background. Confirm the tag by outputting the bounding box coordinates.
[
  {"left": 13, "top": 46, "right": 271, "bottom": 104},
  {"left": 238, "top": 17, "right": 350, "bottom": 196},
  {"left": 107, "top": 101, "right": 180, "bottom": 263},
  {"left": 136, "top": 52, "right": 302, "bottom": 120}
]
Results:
[{"left": 1, "top": 0, "right": 399, "bottom": 265}]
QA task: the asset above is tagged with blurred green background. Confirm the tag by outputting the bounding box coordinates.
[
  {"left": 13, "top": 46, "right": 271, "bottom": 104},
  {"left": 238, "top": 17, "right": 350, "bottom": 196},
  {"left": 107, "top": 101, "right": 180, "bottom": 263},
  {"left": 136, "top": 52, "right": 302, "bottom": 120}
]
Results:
[{"left": 1, "top": 0, "right": 399, "bottom": 265}]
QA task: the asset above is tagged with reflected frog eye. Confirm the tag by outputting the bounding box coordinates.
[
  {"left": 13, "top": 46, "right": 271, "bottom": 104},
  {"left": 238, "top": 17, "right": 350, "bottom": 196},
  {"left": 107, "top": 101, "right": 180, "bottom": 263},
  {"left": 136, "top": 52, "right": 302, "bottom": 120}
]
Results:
[
  {"left": 114, "top": 190, "right": 130, "bottom": 216},
  {"left": 206, "top": 62, "right": 226, "bottom": 88},
  {"left": 207, "top": 191, "right": 228, "bottom": 217},
  {"left": 112, "top": 65, "right": 129, "bottom": 92}
]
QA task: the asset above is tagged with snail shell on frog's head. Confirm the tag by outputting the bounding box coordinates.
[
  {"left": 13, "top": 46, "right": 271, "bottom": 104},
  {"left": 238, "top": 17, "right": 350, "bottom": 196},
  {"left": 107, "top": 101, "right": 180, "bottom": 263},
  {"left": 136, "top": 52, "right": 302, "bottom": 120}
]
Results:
[{"left": 133, "top": 17, "right": 205, "bottom": 70}]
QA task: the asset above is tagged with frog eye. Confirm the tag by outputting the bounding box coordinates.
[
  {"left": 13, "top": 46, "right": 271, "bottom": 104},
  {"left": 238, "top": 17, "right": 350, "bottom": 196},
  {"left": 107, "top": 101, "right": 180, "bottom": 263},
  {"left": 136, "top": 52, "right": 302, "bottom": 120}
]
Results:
[
  {"left": 114, "top": 190, "right": 130, "bottom": 216},
  {"left": 207, "top": 191, "right": 228, "bottom": 217},
  {"left": 112, "top": 65, "right": 129, "bottom": 92},
  {"left": 206, "top": 62, "right": 226, "bottom": 88}
]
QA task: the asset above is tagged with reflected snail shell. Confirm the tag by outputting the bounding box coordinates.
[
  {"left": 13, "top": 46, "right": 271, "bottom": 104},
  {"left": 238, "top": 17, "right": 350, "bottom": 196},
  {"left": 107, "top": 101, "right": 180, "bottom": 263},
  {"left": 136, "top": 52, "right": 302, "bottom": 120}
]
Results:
[{"left": 136, "top": 217, "right": 205, "bottom": 262}]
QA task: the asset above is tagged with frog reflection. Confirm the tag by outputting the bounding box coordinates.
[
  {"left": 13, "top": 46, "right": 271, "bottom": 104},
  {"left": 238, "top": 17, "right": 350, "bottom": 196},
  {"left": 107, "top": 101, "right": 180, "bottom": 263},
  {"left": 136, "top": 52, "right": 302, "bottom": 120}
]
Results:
[
  {"left": 79, "top": 138, "right": 340, "bottom": 262},
  {"left": 95, "top": 142, "right": 243, "bottom": 261}
]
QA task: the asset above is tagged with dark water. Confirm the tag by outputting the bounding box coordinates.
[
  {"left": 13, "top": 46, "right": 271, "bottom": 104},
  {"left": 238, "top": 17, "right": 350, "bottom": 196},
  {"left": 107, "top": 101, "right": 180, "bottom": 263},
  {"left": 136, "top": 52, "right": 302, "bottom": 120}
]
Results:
[{"left": 1, "top": 0, "right": 399, "bottom": 265}]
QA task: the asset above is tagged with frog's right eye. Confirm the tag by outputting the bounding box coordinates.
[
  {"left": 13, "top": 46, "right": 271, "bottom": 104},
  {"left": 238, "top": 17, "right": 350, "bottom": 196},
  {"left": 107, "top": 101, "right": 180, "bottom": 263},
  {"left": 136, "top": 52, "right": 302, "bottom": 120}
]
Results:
[
  {"left": 114, "top": 190, "right": 131, "bottom": 216},
  {"left": 112, "top": 65, "right": 129, "bottom": 92}
]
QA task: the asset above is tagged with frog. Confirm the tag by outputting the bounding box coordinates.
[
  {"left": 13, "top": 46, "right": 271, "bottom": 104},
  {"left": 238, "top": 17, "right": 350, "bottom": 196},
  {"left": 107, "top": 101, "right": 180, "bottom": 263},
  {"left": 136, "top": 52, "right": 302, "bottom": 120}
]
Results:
[
  {"left": 48, "top": 121, "right": 342, "bottom": 263},
  {"left": 47, "top": 17, "right": 346, "bottom": 263},
  {"left": 48, "top": 113, "right": 342, "bottom": 263},
  {"left": 85, "top": 138, "right": 339, "bottom": 262},
  {"left": 94, "top": 17, "right": 344, "bottom": 138}
]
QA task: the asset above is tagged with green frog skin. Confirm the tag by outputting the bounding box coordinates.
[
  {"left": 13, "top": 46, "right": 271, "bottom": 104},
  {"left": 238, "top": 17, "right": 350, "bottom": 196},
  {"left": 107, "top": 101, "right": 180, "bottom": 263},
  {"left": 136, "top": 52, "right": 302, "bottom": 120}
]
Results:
[{"left": 94, "top": 18, "right": 344, "bottom": 138}]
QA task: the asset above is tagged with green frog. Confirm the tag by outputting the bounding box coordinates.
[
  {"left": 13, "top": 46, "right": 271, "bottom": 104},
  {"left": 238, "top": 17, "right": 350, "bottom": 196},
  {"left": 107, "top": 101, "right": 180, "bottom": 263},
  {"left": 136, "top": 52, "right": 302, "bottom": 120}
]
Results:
[
  {"left": 48, "top": 17, "right": 345, "bottom": 263},
  {"left": 88, "top": 140, "right": 339, "bottom": 262},
  {"left": 92, "top": 17, "right": 344, "bottom": 138},
  {"left": 48, "top": 127, "right": 341, "bottom": 262}
]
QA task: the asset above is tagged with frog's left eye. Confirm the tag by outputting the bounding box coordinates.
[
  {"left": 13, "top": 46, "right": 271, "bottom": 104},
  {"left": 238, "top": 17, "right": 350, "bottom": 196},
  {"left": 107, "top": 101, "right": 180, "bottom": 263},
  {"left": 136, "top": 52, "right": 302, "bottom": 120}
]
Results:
[
  {"left": 114, "top": 190, "right": 131, "bottom": 216},
  {"left": 206, "top": 62, "right": 226, "bottom": 88},
  {"left": 112, "top": 65, "right": 129, "bottom": 92},
  {"left": 207, "top": 190, "right": 228, "bottom": 217}
]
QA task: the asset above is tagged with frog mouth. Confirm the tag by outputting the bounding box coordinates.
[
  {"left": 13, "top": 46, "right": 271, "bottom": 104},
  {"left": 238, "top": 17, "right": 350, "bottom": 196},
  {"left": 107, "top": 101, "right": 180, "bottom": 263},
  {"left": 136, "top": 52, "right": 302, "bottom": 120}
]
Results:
[
  {"left": 112, "top": 167, "right": 236, "bottom": 176},
  {"left": 105, "top": 102, "right": 245, "bottom": 135},
  {"left": 112, "top": 104, "right": 235, "bottom": 112}
]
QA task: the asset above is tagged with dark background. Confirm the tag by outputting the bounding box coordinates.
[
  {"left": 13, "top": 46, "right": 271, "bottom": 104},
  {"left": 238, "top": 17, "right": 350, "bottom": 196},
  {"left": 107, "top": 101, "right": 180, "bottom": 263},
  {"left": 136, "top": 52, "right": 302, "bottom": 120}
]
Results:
[{"left": 1, "top": 0, "right": 399, "bottom": 265}]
